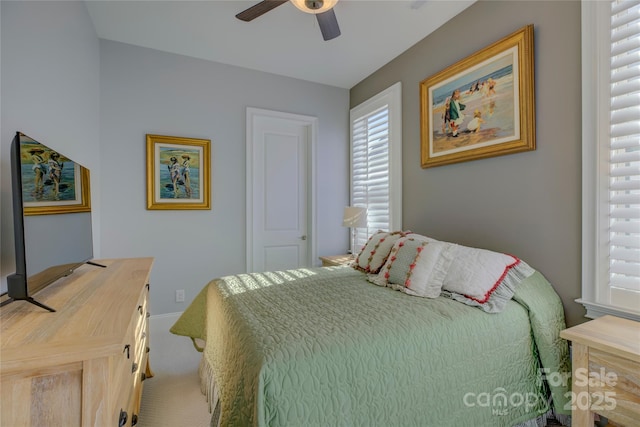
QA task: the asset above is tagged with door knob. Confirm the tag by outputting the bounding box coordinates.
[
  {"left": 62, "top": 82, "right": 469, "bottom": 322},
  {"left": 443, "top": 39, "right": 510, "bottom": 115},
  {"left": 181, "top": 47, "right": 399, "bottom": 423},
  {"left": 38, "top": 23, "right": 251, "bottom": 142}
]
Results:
[{"left": 300, "top": 235, "right": 307, "bottom": 240}]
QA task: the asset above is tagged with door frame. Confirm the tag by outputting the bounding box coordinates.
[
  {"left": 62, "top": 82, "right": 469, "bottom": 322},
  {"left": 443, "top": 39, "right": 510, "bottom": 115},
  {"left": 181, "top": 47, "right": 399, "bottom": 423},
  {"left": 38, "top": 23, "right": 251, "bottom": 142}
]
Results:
[{"left": 245, "top": 107, "right": 317, "bottom": 272}]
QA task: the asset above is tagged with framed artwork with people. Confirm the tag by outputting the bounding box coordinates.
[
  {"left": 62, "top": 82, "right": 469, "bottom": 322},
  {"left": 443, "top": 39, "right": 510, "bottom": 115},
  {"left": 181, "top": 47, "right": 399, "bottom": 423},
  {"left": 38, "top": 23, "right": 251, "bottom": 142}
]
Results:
[
  {"left": 19, "top": 134, "right": 91, "bottom": 216},
  {"left": 146, "top": 134, "right": 211, "bottom": 210},
  {"left": 420, "top": 25, "right": 535, "bottom": 168}
]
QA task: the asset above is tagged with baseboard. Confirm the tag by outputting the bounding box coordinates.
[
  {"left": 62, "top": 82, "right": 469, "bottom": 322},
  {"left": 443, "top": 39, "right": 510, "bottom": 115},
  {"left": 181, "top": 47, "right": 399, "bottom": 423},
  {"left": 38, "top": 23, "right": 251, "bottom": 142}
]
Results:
[{"left": 149, "top": 311, "right": 182, "bottom": 326}]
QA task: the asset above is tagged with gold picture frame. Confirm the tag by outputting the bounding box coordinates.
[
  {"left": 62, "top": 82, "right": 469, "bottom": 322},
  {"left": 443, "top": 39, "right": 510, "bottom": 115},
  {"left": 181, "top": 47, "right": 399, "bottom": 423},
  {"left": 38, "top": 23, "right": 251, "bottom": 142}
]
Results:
[
  {"left": 18, "top": 133, "right": 91, "bottom": 216},
  {"left": 146, "top": 134, "right": 211, "bottom": 210},
  {"left": 420, "top": 25, "right": 535, "bottom": 168}
]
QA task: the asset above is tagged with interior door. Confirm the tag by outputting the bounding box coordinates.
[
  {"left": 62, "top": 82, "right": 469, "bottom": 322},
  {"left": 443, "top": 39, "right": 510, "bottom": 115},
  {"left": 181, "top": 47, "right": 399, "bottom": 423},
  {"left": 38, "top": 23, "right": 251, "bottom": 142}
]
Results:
[{"left": 247, "top": 108, "right": 316, "bottom": 272}]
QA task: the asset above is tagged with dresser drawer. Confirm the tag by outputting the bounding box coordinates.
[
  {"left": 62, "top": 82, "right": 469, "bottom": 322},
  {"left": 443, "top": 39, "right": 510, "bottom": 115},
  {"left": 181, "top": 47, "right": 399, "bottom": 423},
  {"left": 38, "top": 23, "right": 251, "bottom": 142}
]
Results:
[
  {"left": 132, "top": 287, "right": 150, "bottom": 364},
  {"left": 111, "top": 343, "right": 136, "bottom": 424},
  {"left": 130, "top": 350, "right": 151, "bottom": 424},
  {"left": 111, "top": 283, "right": 151, "bottom": 426},
  {"left": 587, "top": 348, "right": 640, "bottom": 426}
]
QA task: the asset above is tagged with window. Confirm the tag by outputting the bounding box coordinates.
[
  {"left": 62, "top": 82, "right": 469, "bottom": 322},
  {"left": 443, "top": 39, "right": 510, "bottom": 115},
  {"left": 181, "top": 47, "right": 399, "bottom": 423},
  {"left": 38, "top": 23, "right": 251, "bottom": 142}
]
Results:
[
  {"left": 580, "top": 0, "right": 640, "bottom": 320},
  {"left": 349, "top": 82, "right": 402, "bottom": 253}
]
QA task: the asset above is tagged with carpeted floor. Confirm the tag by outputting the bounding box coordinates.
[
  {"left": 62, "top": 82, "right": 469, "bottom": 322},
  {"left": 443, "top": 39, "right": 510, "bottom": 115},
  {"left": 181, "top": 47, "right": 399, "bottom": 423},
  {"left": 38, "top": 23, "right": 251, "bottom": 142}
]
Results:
[
  {"left": 138, "top": 369, "right": 211, "bottom": 427},
  {"left": 137, "top": 314, "right": 211, "bottom": 427}
]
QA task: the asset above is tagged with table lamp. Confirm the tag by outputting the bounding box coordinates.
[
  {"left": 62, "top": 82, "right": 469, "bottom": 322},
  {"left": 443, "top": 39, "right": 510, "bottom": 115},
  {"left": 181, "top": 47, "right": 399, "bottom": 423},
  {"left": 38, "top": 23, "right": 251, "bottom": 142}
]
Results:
[{"left": 342, "top": 206, "right": 367, "bottom": 254}]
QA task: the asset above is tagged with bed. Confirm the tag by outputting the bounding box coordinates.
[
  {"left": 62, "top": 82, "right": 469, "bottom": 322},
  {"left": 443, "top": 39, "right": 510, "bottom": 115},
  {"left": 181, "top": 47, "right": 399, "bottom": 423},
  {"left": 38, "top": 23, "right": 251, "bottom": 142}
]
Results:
[{"left": 171, "top": 232, "right": 572, "bottom": 427}]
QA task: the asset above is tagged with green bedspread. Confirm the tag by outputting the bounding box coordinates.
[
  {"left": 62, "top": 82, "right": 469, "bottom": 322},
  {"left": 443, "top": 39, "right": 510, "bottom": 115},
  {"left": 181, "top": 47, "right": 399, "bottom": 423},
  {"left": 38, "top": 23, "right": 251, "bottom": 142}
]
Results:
[{"left": 171, "top": 266, "right": 571, "bottom": 427}]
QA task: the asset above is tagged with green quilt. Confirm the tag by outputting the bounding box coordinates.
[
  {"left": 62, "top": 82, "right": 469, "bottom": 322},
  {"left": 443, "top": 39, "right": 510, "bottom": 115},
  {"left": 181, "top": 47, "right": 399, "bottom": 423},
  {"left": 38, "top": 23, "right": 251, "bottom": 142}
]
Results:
[{"left": 171, "top": 266, "right": 571, "bottom": 427}]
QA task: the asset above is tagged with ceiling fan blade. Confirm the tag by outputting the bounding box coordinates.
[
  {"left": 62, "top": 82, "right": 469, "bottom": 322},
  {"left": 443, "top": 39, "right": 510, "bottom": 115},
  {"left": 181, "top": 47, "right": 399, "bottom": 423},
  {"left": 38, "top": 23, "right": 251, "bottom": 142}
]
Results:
[
  {"left": 236, "top": 0, "right": 288, "bottom": 22},
  {"left": 316, "top": 8, "right": 340, "bottom": 41}
]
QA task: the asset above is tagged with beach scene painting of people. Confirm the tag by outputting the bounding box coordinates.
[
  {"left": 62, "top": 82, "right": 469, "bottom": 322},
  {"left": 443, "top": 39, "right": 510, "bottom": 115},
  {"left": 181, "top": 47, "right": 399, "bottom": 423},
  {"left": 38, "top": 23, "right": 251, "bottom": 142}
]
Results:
[
  {"left": 19, "top": 134, "right": 91, "bottom": 215},
  {"left": 146, "top": 134, "right": 211, "bottom": 210},
  {"left": 430, "top": 49, "right": 518, "bottom": 151},
  {"left": 158, "top": 146, "right": 201, "bottom": 200},
  {"left": 420, "top": 25, "right": 535, "bottom": 168}
]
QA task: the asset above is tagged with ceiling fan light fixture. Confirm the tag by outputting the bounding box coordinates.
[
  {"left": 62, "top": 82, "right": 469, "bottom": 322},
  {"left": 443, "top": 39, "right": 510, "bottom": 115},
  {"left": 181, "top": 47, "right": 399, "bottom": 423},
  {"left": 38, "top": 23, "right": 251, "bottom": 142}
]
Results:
[{"left": 290, "top": 0, "right": 338, "bottom": 14}]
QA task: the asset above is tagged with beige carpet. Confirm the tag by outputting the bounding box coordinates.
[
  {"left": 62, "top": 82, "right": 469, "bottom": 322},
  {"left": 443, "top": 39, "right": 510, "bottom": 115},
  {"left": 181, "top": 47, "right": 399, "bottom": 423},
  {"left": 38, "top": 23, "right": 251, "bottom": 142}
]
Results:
[
  {"left": 137, "top": 313, "right": 211, "bottom": 426},
  {"left": 138, "top": 369, "right": 211, "bottom": 427}
]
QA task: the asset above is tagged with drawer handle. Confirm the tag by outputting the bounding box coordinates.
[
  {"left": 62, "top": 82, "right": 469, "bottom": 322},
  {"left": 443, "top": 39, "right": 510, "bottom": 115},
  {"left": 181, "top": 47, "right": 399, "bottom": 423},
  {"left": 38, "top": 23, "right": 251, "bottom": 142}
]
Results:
[
  {"left": 141, "top": 372, "right": 147, "bottom": 381},
  {"left": 131, "top": 414, "right": 138, "bottom": 426},
  {"left": 146, "top": 283, "right": 150, "bottom": 291},
  {"left": 118, "top": 409, "right": 128, "bottom": 427},
  {"left": 146, "top": 312, "right": 151, "bottom": 319},
  {"left": 146, "top": 346, "right": 150, "bottom": 354},
  {"left": 132, "top": 362, "right": 139, "bottom": 373},
  {"left": 123, "top": 344, "right": 130, "bottom": 359},
  {"left": 138, "top": 305, "right": 143, "bottom": 315}
]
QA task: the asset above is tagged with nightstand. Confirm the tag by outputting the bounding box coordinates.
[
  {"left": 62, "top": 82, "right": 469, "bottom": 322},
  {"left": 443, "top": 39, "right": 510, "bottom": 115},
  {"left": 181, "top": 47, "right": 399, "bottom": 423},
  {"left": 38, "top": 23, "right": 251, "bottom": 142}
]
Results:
[
  {"left": 559, "top": 315, "right": 640, "bottom": 427},
  {"left": 319, "top": 254, "right": 354, "bottom": 267}
]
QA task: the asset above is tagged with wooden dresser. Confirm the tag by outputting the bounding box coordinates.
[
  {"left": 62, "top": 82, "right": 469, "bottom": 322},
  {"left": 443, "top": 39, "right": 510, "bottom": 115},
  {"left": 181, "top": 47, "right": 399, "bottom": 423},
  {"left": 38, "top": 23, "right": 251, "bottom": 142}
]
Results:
[{"left": 1, "top": 257, "right": 154, "bottom": 427}]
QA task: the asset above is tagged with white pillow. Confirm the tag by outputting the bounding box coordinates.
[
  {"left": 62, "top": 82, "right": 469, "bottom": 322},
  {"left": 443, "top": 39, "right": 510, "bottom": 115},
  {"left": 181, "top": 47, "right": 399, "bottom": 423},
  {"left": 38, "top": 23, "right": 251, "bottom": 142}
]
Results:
[
  {"left": 441, "top": 245, "right": 534, "bottom": 312},
  {"left": 370, "top": 237, "right": 455, "bottom": 298}
]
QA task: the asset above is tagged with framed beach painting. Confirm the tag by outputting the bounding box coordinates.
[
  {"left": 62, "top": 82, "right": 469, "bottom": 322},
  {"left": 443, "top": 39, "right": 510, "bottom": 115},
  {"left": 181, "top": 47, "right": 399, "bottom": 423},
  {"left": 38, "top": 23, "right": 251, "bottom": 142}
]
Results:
[
  {"left": 19, "top": 134, "right": 91, "bottom": 216},
  {"left": 420, "top": 25, "right": 535, "bottom": 168},
  {"left": 146, "top": 134, "right": 211, "bottom": 210}
]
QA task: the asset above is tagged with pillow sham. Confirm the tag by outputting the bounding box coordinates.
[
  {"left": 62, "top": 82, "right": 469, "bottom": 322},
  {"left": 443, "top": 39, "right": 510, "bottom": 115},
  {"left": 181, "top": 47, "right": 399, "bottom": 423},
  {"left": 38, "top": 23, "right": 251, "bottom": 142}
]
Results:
[
  {"left": 378, "top": 237, "right": 455, "bottom": 298},
  {"left": 441, "top": 245, "right": 535, "bottom": 313},
  {"left": 354, "top": 230, "right": 406, "bottom": 273}
]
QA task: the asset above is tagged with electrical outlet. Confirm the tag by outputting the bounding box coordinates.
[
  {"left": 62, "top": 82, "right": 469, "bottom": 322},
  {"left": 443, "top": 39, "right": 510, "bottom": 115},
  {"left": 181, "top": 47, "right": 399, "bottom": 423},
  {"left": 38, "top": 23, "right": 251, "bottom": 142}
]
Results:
[{"left": 175, "top": 289, "right": 185, "bottom": 302}]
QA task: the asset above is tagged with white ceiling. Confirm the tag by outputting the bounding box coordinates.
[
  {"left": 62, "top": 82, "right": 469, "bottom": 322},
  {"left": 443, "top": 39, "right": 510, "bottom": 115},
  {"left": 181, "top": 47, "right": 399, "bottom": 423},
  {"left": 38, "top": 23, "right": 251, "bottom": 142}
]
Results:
[{"left": 86, "top": 0, "right": 475, "bottom": 89}]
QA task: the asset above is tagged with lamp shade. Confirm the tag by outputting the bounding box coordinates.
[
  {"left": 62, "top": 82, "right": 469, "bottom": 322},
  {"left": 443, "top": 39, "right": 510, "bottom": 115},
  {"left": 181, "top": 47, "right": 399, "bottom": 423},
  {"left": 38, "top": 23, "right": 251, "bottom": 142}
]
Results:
[
  {"left": 290, "top": 0, "right": 338, "bottom": 14},
  {"left": 342, "top": 206, "right": 367, "bottom": 228}
]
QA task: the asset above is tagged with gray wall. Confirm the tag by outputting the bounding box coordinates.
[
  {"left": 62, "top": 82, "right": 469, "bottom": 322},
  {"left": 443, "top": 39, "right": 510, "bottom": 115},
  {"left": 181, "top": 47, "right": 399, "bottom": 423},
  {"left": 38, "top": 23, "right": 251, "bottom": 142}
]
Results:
[
  {"left": 99, "top": 40, "right": 349, "bottom": 315},
  {"left": 351, "top": 0, "right": 584, "bottom": 326},
  {"left": 0, "top": 1, "right": 101, "bottom": 293}
]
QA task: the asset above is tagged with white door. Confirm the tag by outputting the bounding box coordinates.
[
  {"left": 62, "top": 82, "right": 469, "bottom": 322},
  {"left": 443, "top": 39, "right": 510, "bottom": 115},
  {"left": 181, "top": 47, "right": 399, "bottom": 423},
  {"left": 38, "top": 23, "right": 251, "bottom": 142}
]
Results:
[{"left": 246, "top": 108, "right": 316, "bottom": 272}]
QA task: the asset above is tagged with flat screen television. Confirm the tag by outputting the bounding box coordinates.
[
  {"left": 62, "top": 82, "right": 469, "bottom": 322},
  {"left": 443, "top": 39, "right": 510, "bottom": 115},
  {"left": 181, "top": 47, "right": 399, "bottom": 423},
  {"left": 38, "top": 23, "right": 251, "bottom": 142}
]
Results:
[{"left": 2, "top": 132, "right": 98, "bottom": 312}]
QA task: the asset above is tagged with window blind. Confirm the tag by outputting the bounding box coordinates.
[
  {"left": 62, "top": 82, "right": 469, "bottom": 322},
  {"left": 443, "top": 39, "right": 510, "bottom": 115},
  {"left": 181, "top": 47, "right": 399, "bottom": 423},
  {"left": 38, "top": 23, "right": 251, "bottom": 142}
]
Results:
[
  {"left": 351, "top": 105, "right": 390, "bottom": 250},
  {"left": 609, "top": 0, "right": 640, "bottom": 296},
  {"left": 349, "top": 82, "right": 402, "bottom": 254}
]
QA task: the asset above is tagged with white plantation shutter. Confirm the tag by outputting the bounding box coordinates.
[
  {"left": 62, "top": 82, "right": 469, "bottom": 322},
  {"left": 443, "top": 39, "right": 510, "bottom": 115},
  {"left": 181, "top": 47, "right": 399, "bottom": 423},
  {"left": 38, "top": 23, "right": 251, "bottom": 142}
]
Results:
[
  {"left": 352, "top": 107, "right": 390, "bottom": 232},
  {"left": 581, "top": 0, "right": 640, "bottom": 319},
  {"left": 349, "top": 83, "right": 402, "bottom": 253},
  {"left": 609, "top": 0, "right": 640, "bottom": 300}
]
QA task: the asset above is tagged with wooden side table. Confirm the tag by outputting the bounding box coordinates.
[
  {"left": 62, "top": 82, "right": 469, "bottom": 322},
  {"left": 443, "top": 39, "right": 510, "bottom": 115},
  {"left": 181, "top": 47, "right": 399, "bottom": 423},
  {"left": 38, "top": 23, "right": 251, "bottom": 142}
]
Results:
[
  {"left": 560, "top": 315, "right": 640, "bottom": 427},
  {"left": 319, "top": 254, "right": 354, "bottom": 267}
]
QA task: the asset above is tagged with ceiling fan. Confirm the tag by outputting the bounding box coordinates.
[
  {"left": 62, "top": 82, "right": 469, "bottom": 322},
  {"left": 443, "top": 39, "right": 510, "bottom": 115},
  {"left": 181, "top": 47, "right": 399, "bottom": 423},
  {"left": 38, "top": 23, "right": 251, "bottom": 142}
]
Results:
[{"left": 236, "top": 0, "right": 341, "bottom": 41}]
